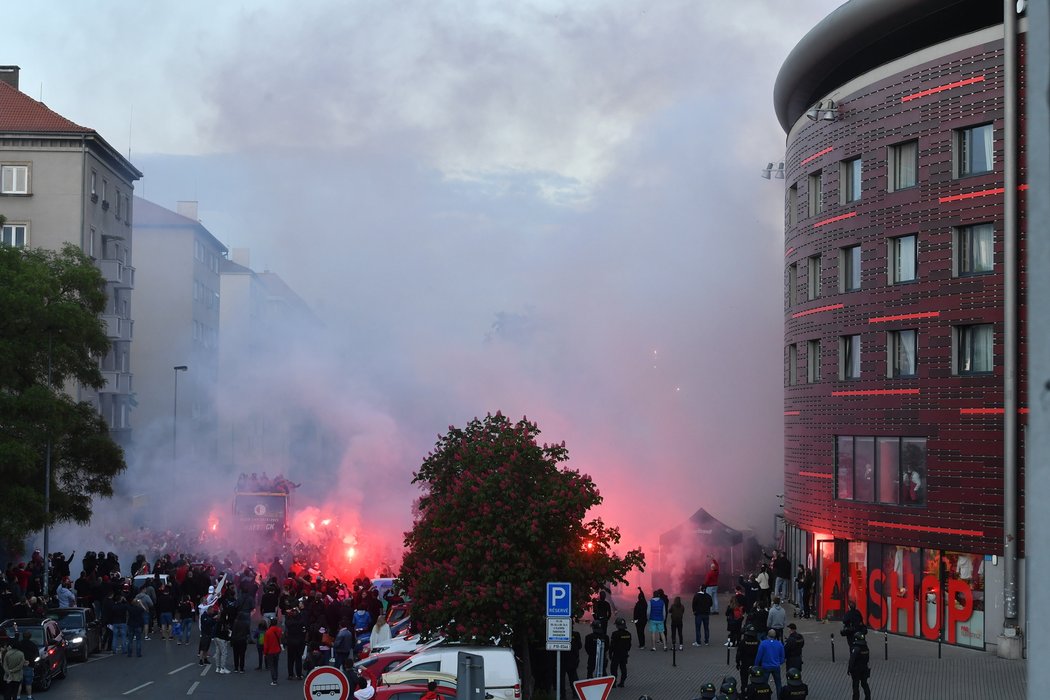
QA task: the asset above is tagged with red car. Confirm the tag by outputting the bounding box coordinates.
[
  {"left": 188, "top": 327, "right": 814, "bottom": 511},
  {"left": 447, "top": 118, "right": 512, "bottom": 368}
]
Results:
[
  {"left": 354, "top": 651, "right": 414, "bottom": 685},
  {"left": 372, "top": 681, "right": 457, "bottom": 700}
]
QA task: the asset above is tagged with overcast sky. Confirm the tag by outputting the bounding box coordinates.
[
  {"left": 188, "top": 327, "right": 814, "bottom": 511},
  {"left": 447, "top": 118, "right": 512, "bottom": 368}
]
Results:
[{"left": 11, "top": 0, "right": 844, "bottom": 577}]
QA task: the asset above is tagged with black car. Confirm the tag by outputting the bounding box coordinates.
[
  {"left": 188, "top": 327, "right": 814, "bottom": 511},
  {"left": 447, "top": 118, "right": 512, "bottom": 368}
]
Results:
[
  {"left": 0, "top": 618, "right": 68, "bottom": 691},
  {"left": 46, "top": 607, "right": 102, "bottom": 662}
]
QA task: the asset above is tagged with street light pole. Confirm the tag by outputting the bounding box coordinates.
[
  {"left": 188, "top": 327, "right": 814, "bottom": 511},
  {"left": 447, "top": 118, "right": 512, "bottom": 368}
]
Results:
[
  {"left": 173, "top": 365, "right": 188, "bottom": 460},
  {"left": 43, "top": 334, "right": 52, "bottom": 596}
]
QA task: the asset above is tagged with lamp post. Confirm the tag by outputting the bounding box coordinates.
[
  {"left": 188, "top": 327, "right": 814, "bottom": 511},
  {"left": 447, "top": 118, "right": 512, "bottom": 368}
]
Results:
[{"left": 173, "top": 365, "right": 188, "bottom": 460}]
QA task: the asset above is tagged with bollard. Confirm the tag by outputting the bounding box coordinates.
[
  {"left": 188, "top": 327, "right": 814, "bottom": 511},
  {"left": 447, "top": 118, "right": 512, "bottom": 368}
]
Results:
[
  {"left": 726, "top": 643, "right": 731, "bottom": 666},
  {"left": 884, "top": 632, "right": 888, "bottom": 660},
  {"left": 938, "top": 633, "right": 942, "bottom": 659},
  {"left": 830, "top": 633, "right": 835, "bottom": 663},
  {"left": 672, "top": 642, "right": 676, "bottom": 668}
]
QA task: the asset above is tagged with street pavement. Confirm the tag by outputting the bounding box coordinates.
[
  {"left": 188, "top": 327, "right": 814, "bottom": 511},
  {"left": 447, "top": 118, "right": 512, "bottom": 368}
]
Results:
[{"left": 584, "top": 606, "right": 1026, "bottom": 700}]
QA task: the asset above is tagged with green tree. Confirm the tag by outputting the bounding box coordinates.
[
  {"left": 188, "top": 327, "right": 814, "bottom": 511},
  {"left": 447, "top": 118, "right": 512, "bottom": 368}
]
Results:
[
  {"left": 0, "top": 241, "right": 127, "bottom": 546},
  {"left": 399, "top": 412, "right": 645, "bottom": 696}
]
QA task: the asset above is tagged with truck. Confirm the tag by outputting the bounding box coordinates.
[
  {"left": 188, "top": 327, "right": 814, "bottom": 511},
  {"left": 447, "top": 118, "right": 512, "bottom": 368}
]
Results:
[{"left": 233, "top": 488, "right": 289, "bottom": 541}]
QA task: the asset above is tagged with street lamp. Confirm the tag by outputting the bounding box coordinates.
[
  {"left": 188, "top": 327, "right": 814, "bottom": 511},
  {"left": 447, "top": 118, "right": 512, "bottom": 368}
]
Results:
[{"left": 173, "top": 365, "right": 188, "bottom": 460}]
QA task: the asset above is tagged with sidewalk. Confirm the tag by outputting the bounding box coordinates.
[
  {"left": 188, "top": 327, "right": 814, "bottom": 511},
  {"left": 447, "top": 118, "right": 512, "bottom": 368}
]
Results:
[{"left": 578, "top": 606, "right": 1026, "bottom": 700}]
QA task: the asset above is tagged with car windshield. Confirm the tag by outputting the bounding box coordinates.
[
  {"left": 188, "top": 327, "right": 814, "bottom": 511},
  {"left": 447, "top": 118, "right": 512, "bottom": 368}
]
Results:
[
  {"left": 0, "top": 624, "right": 44, "bottom": 646},
  {"left": 47, "top": 611, "right": 85, "bottom": 630}
]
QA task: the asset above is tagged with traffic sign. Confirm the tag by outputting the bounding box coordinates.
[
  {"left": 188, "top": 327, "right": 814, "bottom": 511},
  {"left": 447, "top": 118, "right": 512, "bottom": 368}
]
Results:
[
  {"left": 547, "top": 581, "right": 572, "bottom": 617},
  {"left": 546, "top": 616, "right": 572, "bottom": 650},
  {"left": 303, "top": 666, "right": 351, "bottom": 700},
  {"left": 573, "top": 676, "right": 616, "bottom": 700}
]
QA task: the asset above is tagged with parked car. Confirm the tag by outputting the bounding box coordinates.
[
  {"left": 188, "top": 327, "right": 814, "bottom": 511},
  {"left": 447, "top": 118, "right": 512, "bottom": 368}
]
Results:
[
  {"left": 387, "top": 646, "right": 521, "bottom": 700},
  {"left": 46, "top": 607, "right": 102, "bottom": 662},
  {"left": 355, "top": 651, "right": 415, "bottom": 685},
  {"left": 373, "top": 678, "right": 458, "bottom": 700},
  {"left": 131, "top": 573, "right": 170, "bottom": 591},
  {"left": 0, "top": 617, "right": 68, "bottom": 691},
  {"left": 370, "top": 633, "right": 444, "bottom": 656}
]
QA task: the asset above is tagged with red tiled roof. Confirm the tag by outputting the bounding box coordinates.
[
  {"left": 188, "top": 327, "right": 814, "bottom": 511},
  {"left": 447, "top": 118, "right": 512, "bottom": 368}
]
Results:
[{"left": 0, "top": 80, "right": 93, "bottom": 134}]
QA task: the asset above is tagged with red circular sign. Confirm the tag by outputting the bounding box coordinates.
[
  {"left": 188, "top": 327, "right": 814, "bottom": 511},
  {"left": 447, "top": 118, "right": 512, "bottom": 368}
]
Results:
[{"left": 303, "top": 666, "right": 351, "bottom": 700}]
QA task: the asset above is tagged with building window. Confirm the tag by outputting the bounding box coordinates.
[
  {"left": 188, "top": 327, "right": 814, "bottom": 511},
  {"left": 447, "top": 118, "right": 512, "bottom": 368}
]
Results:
[
  {"left": 807, "top": 339, "right": 822, "bottom": 383},
  {"left": 841, "top": 157, "right": 862, "bottom": 203},
  {"left": 89, "top": 227, "right": 95, "bottom": 257},
  {"left": 786, "top": 262, "right": 797, "bottom": 307},
  {"left": 787, "top": 183, "right": 798, "bottom": 226},
  {"left": 836, "top": 435, "right": 927, "bottom": 506},
  {"left": 840, "top": 334, "right": 861, "bottom": 380},
  {"left": 807, "top": 254, "right": 821, "bottom": 300},
  {"left": 888, "top": 140, "right": 918, "bottom": 191},
  {"left": 808, "top": 170, "right": 823, "bottom": 217},
  {"left": 787, "top": 344, "right": 797, "bottom": 386},
  {"left": 956, "top": 324, "right": 994, "bottom": 374},
  {"left": 889, "top": 329, "right": 918, "bottom": 378},
  {"left": 956, "top": 123, "right": 994, "bottom": 177},
  {"left": 1, "top": 164, "right": 29, "bottom": 194},
  {"left": 1, "top": 223, "right": 28, "bottom": 247},
  {"left": 890, "top": 234, "right": 917, "bottom": 283},
  {"left": 955, "top": 223, "right": 993, "bottom": 275},
  {"left": 90, "top": 170, "right": 97, "bottom": 196},
  {"left": 841, "top": 244, "right": 861, "bottom": 292}
]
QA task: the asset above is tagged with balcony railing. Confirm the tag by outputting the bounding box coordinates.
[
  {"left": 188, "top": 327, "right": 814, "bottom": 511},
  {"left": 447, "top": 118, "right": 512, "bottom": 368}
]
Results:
[
  {"left": 99, "top": 371, "right": 133, "bottom": 395},
  {"left": 98, "top": 260, "right": 135, "bottom": 289},
  {"left": 102, "top": 315, "right": 133, "bottom": 341}
]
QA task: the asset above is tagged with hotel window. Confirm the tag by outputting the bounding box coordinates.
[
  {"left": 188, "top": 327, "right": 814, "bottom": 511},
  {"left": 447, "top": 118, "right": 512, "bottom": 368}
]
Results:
[
  {"left": 841, "top": 157, "right": 862, "bottom": 203},
  {"left": 787, "top": 183, "right": 798, "bottom": 226},
  {"left": 955, "top": 323, "right": 994, "bottom": 374},
  {"left": 807, "top": 339, "right": 822, "bottom": 383},
  {"left": 890, "top": 234, "right": 917, "bottom": 283},
  {"left": 787, "top": 344, "right": 797, "bottom": 386},
  {"left": 1, "top": 164, "right": 29, "bottom": 194},
  {"left": 888, "top": 329, "right": 917, "bottom": 378},
  {"left": 1, "top": 223, "right": 28, "bottom": 247},
  {"left": 956, "top": 123, "right": 994, "bottom": 177},
  {"left": 888, "top": 139, "right": 918, "bottom": 191},
  {"left": 836, "top": 435, "right": 926, "bottom": 506},
  {"left": 841, "top": 244, "right": 861, "bottom": 292},
  {"left": 786, "top": 262, "right": 797, "bottom": 307},
  {"left": 955, "top": 223, "right": 993, "bottom": 275},
  {"left": 808, "top": 170, "right": 823, "bottom": 216},
  {"left": 840, "top": 334, "right": 861, "bottom": 380},
  {"left": 807, "top": 254, "right": 821, "bottom": 300}
]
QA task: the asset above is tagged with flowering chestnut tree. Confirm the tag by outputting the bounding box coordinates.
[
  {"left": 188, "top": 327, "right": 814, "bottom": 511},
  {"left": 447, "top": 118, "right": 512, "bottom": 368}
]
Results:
[{"left": 399, "top": 412, "right": 645, "bottom": 693}]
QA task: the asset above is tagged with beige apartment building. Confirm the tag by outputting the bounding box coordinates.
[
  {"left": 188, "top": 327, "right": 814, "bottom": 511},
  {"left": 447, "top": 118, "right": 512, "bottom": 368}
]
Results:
[
  {"left": 132, "top": 198, "right": 227, "bottom": 464},
  {"left": 0, "top": 66, "right": 141, "bottom": 445}
]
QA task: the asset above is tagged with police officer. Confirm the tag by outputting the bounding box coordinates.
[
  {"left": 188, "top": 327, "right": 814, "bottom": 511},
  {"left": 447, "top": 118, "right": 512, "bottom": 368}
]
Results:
[
  {"left": 744, "top": 666, "right": 773, "bottom": 700},
  {"left": 608, "top": 618, "right": 633, "bottom": 687},
  {"left": 735, "top": 625, "right": 760, "bottom": 691},
  {"left": 584, "top": 621, "right": 609, "bottom": 678},
  {"left": 778, "top": 668, "right": 808, "bottom": 699},
  {"left": 847, "top": 631, "right": 872, "bottom": 700},
  {"left": 716, "top": 676, "right": 739, "bottom": 699},
  {"left": 783, "top": 623, "right": 804, "bottom": 672},
  {"left": 699, "top": 681, "right": 718, "bottom": 700}
]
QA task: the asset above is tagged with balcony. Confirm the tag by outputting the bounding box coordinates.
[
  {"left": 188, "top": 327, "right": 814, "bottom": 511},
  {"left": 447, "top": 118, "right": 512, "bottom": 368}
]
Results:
[
  {"left": 99, "top": 370, "right": 133, "bottom": 395},
  {"left": 102, "top": 315, "right": 133, "bottom": 341},
  {"left": 99, "top": 259, "right": 135, "bottom": 289}
]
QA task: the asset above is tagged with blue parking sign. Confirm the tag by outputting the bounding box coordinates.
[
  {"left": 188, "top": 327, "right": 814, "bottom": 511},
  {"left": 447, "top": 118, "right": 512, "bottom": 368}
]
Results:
[{"left": 547, "top": 582, "right": 572, "bottom": 617}]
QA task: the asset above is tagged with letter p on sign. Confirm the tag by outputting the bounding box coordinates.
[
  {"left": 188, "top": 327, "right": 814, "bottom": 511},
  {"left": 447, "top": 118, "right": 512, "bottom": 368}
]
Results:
[{"left": 547, "top": 582, "right": 572, "bottom": 617}]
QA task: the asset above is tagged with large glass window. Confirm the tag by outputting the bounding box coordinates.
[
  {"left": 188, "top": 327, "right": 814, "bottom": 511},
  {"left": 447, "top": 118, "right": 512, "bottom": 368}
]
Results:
[
  {"left": 836, "top": 436, "right": 854, "bottom": 500},
  {"left": 808, "top": 170, "right": 823, "bottom": 216},
  {"left": 890, "top": 329, "right": 917, "bottom": 378},
  {"left": 787, "top": 344, "right": 797, "bottom": 386},
  {"left": 787, "top": 263, "right": 797, "bottom": 307},
  {"left": 956, "top": 324, "right": 993, "bottom": 374},
  {"left": 956, "top": 223, "right": 993, "bottom": 275},
  {"left": 900, "top": 438, "right": 927, "bottom": 505},
  {"left": 807, "top": 339, "right": 821, "bottom": 383},
  {"left": 787, "top": 184, "right": 798, "bottom": 226},
  {"left": 836, "top": 436, "right": 926, "bottom": 506},
  {"left": 854, "top": 437, "right": 875, "bottom": 502},
  {"left": 842, "top": 245, "right": 861, "bottom": 291},
  {"left": 877, "top": 437, "right": 900, "bottom": 504},
  {"left": 1, "top": 223, "right": 28, "bottom": 247},
  {"left": 957, "top": 123, "right": 994, "bottom": 176},
  {"left": 840, "top": 334, "right": 861, "bottom": 380},
  {"left": 890, "top": 234, "right": 917, "bottom": 283},
  {"left": 1, "top": 164, "right": 29, "bottom": 194},
  {"left": 841, "top": 157, "right": 862, "bottom": 203},
  {"left": 808, "top": 254, "right": 821, "bottom": 300},
  {"left": 889, "top": 140, "right": 918, "bottom": 191}
]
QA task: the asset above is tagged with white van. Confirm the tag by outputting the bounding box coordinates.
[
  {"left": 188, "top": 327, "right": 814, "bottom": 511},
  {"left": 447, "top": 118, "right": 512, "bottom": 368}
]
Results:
[{"left": 386, "top": 645, "right": 521, "bottom": 700}]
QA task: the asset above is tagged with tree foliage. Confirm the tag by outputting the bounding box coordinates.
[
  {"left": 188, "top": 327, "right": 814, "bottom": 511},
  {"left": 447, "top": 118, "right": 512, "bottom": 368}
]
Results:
[
  {"left": 0, "top": 242, "right": 127, "bottom": 545},
  {"left": 399, "top": 413, "right": 645, "bottom": 676}
]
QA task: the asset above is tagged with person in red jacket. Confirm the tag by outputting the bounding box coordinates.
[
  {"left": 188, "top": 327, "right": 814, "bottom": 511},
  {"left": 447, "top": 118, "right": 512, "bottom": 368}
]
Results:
[
  {"left": 704, "top": 557, "right": 721, "bottom": 614},
  {"left": 262, "top": 620, "right": 283, "bottom": 686}
]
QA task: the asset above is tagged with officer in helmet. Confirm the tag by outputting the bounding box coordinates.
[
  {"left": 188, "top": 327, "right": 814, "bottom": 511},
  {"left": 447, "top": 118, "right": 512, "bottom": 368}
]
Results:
[
  {"left": 847, "top": 631, "right": 871, "bottom": 700},
  {"left": 699, "top": 681, "right": 718, "bottom": 700},
  {"left": 744, "top": 666, "right": 773, "bottom": 700},
  {"left": 717, "top": 676, "right": 739, "bottom": 699},
  {"left": 735, "top": 624, "right": 760, "bottom": 691},
  {"left": 608, "top": 617, "right": 633, "bottom": 687},
  {"left": 778, "top": 668, "right": 808, "bottom": 699},
  {"left": 584, "top": 620, "right": 609, "bottom": 678}
]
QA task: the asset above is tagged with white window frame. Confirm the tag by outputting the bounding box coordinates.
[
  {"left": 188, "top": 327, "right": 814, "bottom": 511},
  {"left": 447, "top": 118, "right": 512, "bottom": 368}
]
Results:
[
  {"left": 1, "top": 222, "right": 29, "bottom": 247},
  {"left": 1, "top": 164, "right": 29, "bottom": 194}
]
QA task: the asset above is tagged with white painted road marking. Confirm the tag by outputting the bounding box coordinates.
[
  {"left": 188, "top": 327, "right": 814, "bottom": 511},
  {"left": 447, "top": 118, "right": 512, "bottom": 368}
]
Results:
[
  {"left": 187, "top": 680, "right": 200, "bottom": 695},
  {"left": 170, "top": 662, "right": 196, "bottom": 675},
  {"left": 200, "top": 664, "right": 211, "bottom": 677},
  {"left": 123, "top": 681, "right": 154, "bottom": 695}
]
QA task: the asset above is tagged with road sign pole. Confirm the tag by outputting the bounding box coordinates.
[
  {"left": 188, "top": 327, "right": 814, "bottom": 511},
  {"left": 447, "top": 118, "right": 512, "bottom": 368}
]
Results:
[{"left": 556, "top": 650, "right": 561, "bottom": 700}]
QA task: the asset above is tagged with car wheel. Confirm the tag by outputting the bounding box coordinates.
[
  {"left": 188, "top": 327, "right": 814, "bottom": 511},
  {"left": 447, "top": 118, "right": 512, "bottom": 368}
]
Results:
[{"left": 38, "top": 670, "right": 52, "bottom": 692}]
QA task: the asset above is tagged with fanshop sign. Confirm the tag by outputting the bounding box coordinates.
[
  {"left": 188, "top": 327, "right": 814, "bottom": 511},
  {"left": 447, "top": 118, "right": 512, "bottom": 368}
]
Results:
[{"left": 821, "top": 562, "right": 975, "bottom": 644}]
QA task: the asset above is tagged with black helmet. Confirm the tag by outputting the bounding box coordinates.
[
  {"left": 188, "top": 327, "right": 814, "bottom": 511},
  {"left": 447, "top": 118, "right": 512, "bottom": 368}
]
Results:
[
  {"left": 749, "top": 666, "right": 765, "bottom": 679},
  {"left": 591, "top": 621, "right": 602, "bottom": 631},
  {"left": 743, "top": 624, "right": 757, "bottom": 637},
  {"left": 719, "top": 676, "right": 737, "bottom": 695},
  {"left": 615, "top": 617, "right": 627, "bottom": 628},
  {"left": 855, "top": 631, "right": 867, "bottom": 643},
  {"left": 699, "top": 681, "right": 717, "bottom": 699},
  {"left": 786, "top": 668, "right": 803, "bottom": 685}
]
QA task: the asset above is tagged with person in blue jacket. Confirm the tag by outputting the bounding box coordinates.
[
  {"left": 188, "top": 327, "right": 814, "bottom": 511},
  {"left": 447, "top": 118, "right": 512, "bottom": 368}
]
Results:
[{"left": 753, "top": 628, "right": 785, "bottom": 695}]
